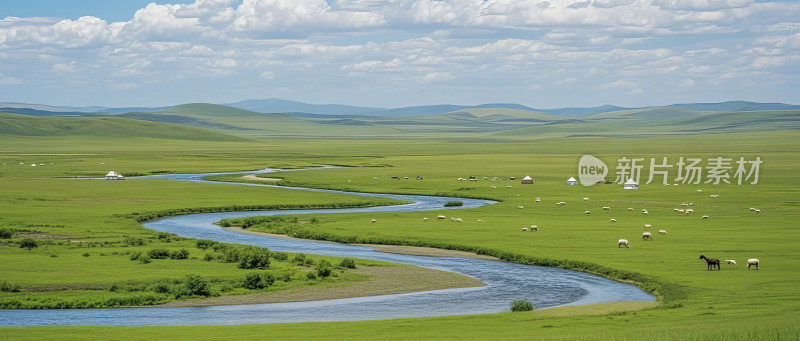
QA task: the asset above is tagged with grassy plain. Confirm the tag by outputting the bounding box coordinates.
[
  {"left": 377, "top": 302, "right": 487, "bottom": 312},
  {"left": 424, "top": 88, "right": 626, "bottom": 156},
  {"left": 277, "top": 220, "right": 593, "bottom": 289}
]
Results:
[{"left": 0, "top": 117, "right": 799, "bottom": 339}]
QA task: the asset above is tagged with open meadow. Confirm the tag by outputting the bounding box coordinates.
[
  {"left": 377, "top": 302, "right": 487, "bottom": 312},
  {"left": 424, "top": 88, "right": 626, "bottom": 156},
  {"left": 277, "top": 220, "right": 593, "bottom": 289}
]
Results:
[{"left": 1, "top": 112, "right": 799, "bottom": 339}]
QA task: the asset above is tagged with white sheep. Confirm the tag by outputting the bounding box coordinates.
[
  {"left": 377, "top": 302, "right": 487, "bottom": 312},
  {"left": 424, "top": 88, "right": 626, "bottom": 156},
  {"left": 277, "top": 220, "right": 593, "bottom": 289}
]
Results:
[
  {"left": 455, "top": 218, "right": 463, "bottom": 223},
  {"left": 437, "top": 215, "right": 446, "bottom": 220},
  {"left": 560, "top": 201, "right": 566, "bottom": 206},
  {"left": 749, "top": 207, "right": 757, "bottom": 211},
  {"left": 682, "top": 203, "right": 689, "bottom": 207},
  {"left": 644, "top": 224, "right": 652, "bottom": 229},
  {"left": 725, "top": 259, "right": 736, "bottom": 266},
  {"left": 618, "top": 239, "right": 630, "bottom": 248},
  {"left": 658, "top": 229, "right": 667, "bottom": 235},
  {"left": 677, "top": 209, "right": 685, "bottom": 213},
  {"left": 423, "top": 217, "right": 428, "bottom": 221},
  {"left": 477, "top": 219, "right": 483, "bottom": 222},
  {"left": 642, "top": 232, "right": 652, "bottom": 240},
  {"left": 610, "top": 218, "right": 617, "bottom": 223},
  {"left": 491, "top": 186, "right": 497, "bottom": 189},
  {"left": 628, "top": 207, "right": 634, "bottom": 211},
  {"left": 371, "top": 219, "right": 377, "bottom": 223},
  {"left": 518, "top": 205, "right": 524, "bottom": 209},
  {"left": 583, "top": 197, "right": 589, "bottom": 201},
  {"left": 755, "top": 209, "right": 761, "bottom": 213},
  {"left": 747, "top": 259, "right": 759, "bottom": 270},
  {"left": 535, "top": 198, "right": 541, "bottom": 203},
  {"left": 522, "top": 227, "right": 528, "bottom": 232},
  {"left": 585, "top": 210, "right": 591, "bottom": 215},
  {"left": 642, "top": 210, "right": 649, "bottom": 215},
  {"left": 603, "top": 206, "right": 611, "bottom": 210},
  {"left": 530, "top": 225, "right": 539, "bottom": 231},
  {"left": 697, "top": 189, "right": 703, "bottom": 192},
  {"left": 702, "top": 215, "right": 709, "bottom": 220}
]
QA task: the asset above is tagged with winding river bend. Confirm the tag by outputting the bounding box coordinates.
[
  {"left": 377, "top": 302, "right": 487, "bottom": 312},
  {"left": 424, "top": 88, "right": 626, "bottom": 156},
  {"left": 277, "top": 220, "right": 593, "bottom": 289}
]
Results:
[{"left": 0, "top": 169, "right": 654, "bottom": 326}]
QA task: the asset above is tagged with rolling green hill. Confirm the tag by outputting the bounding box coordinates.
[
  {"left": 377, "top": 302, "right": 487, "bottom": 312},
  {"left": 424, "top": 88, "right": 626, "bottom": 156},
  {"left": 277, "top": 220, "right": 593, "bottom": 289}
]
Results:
[{"left": 0, "top": 112, "right": 244, "bottom": 141}]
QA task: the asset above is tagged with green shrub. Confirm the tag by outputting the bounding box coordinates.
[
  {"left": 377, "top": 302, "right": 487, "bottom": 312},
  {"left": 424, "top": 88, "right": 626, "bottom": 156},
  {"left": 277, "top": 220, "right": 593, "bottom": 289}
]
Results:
[
  {"left": 238, "top": 249, "right": 271, "bottom": 269},
  {"left": 511, "top": 300, "right": 534, "bottom": 312},
  {"left": 19, "top": 238, "right": 38, "bottom": 250},
  {"left": 182, "top": 274, "right": 213, "bottom": 297},
  {"left": 202, "top": 253, "right": 215, "bottom": 261},
  {"left": 130, "top": 251, "right": 142, "bottom": 261},
  {"left": 138, "top": 254, "right": 151, "bottom": 264},
  {"left": 147, "top": 248, "right": 170, "bottom": 259},
  {"left": 444, "top": 201, "right": 464, "bottom": 207},
  {"left": 82, "top": 252, "right": 90, "bottom": 257},
  {"left": 340, "top": 258, "right": 357, "bottom": 269},
  {"left": 316, "top": 259, "right": 333, "bottom": 278},
  {"left": 271, "top": 251, "right": 289, "bottom": 261},
  {"left": 306, "top": 271, "right": 317, "bottom": 280},
  {"left": 292, "top": 253, "right": 307, "bottom": 265},
  {"left": 0, "top": 281, "right": 22, "bottom": 292},
  {"left": 170, "top": 249, "right": 190, "bottom": 260},
  {"left": 157, "top": 232, "right": 173, "bottom": 241},
  {"left": 196, "top": 239, "right": 218, "bottom": 249},
  {"left": 0, "top": 228, "right": 12, "bottom": 239},
  {"left": 242, "top": 272, "right": 275, "bottom": 290}
]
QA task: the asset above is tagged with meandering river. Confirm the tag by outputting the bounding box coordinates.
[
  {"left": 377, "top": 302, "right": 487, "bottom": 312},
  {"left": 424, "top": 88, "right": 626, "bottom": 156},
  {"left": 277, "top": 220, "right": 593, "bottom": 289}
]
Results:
[{"left": 0, "top": 168, "right": 654, "bottom": 326}]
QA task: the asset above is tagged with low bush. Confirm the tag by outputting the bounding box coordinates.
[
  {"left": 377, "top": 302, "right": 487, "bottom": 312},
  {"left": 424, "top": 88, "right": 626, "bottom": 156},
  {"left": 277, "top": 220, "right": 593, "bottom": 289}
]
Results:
[
  {"left": 316, "top": 259, "right": 333, "bottom": 278},
  {"left": 340, "top": 258, "right": 357, "bottom": 269},
  {"left": 170, "top": 249, "right": 190, "bottom": 260},
  {"left": 195, "top": 239, "right": 218, "bottom": 249},
  {"left": 19, "top": 238, "right": 38, "bottom": 250},
  {"left": 182, "top": 274, "right": 213, "bottom": 297},
  {"left": 444, "top": 201, "right": 464, "bottom": 207},
  {"left": 0, "top": 281, "right": 22, "bottom": 292},
  {"left": 242, "top": 272, "right": 276, "bottom": 290},
  {"left": 0, "top": 228, "right": 12, "bottom": 239},
  {"left": 147, "top": 248, "right": 171, "bottom": 259},
  {"left": 511, "top": 300, "right": 534, "bottom": 312},
  {"left": 238, "top": 248, "right": 271, "bottom": 269}
]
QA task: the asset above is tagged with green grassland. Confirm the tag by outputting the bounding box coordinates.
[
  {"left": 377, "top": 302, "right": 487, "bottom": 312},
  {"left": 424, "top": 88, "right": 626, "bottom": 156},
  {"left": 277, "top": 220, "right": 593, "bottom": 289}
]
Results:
[{"left": 1, "top": 109, "right": 799, "bottom": 339}]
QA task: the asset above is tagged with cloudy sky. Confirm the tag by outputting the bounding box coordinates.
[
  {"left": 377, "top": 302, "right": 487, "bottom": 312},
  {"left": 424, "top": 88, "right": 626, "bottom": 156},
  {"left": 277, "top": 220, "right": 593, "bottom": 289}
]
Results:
[{"left": 1, "top": 0, "right": 798, "bottom": 109}]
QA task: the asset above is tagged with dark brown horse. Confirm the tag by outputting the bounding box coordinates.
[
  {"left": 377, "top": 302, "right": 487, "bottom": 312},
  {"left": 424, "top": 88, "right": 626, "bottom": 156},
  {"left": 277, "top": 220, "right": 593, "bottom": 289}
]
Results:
[{"left": 699, "top": 255, "right": 720, "bottom": 270}]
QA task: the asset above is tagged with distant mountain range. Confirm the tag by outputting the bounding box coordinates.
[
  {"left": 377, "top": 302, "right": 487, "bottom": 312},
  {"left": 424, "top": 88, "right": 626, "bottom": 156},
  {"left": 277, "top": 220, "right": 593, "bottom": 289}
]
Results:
[{"left": 1, "top": 99, "right": 799, "bottom": 118}]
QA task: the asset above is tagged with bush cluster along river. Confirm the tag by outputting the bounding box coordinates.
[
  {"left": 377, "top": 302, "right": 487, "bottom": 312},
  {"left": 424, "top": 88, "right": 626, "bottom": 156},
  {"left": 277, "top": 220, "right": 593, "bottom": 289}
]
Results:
[{"left": 0, "top": 169, "right": 654, "bottom": 326}]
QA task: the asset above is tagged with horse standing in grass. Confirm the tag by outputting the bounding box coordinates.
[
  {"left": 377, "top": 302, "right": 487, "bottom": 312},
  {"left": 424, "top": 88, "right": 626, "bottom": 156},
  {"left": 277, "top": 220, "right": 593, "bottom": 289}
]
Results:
[{"left": 700, "top": 255, "right": 720, "bottom": 271}]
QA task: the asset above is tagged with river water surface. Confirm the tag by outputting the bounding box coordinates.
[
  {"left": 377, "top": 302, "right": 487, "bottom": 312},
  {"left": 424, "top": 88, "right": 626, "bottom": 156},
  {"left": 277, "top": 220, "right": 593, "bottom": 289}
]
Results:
[{"left": 0, "top": 169, "right": 654, "bottom": 326}]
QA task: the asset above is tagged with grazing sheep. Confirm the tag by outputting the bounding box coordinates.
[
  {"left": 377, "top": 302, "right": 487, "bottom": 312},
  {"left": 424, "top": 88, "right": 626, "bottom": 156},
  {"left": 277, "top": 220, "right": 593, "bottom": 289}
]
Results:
[
  {"left": 725, "top": 260, "right": 736, "bottom": 266},
  {"left": 618, "top": 239, "right": 630, "bottom": 248},
  {"left": 697, "top": 189, "right": 703, "bottom": 192},
  {"left": 747, "top": 259, "right": 760, "bottom": 270},
  {"left": 702, "top": 215, "right": 709, "bottom": 220},
  {"left": 749, "top": 207, "right": 757, "bottom": 211},
  {"left": 477, "top": 219, "right": 483, "bottom": 222},
  {"left": 699, "top": 255, "right": 721, "bottom": 270},
  {"left": 583, "top": 197, "right": 589, "bottom": 201},
  {"left": 674, "top": 208, "right": 680, "bottom": 212},
  {"left": 423, "top": 217, "right": 428, "bottom": 221},
  {"left": 610, "top": 218, "right": 617, "bottom": 223},
  {"left": 710, "top": 194, "right": 719, "bottom": 198},
  {"left": 642, "top": 232, "right": 652, "bottom": 240},
  {"left": 530, "top": 225, "right": 539, "bottom": 231},
  {"left": 644, "top": 224, "right": 652, "bottom": 229},
  {"left": 603, "top": 206, "right": 611, "bottom": 210},
  {"left": 642, "top": 210, "right": 649, "bottom": 215},
  {"left": 522, "top": 227, "right": 528, "bottom": 232},
  {"left": 686, "top": 209, "right": 694, "bottom": 214},
  {"left": 628, "top": 207, "right": 634, "bottom": 211},
  {"left": 371, "top": 219, "right": 376, "bottom": 223},
  {"left": 491, "top": 186, "right": 497, "bottom": 189},
  {"left": 437, "top": 215, "right": 446, "bottom": 220},
  {"left": 682, "top": 203, "right": 689, "bottom": 207},
  {"left": 658, "top": 230, "right": 667, "bottom": 235},
  {"left": 506, "top": 185, "right": 513, "bottom": 188},
  {"left": 689, "top": 203, "right": 695, "bottom": 206},
  {"left": 455, "top": 218, "right": 463, "bottom": 223},
  {"left": 677, "top": 209, "right": 685, "bottom": 213},
  {"left": 755, "top": 209, "right": 761, "bottom": 213},
  {"left": 518, "top": 205, "right": 524, "bottom": 209},
  {"left": 555, "top": 202, "right": 563, "bottom": 206},
  {"left": 585, "top": 210, "right": 591, "bottom": 215},
  {"left": 535, "top": 198, "right": 541, "bottom": 203},
  {"left": 373, "top": 177, "right": 379, "bottom": 180}
]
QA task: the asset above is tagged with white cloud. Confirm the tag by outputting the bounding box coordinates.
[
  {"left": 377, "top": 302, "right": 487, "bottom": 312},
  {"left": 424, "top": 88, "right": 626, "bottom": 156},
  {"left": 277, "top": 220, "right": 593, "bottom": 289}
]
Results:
[
  {"left": 260, "top": 71, "right": 274, "bottom": 79},
  {"left": 420, "top": 71, "right": 454, "bottom": 83},
  {"left": 680, "top": 78, "right": 695, "bottom": 87},
  {"left": 52, "top": 62, "right": 76, "bottom": 73},
  {"left": 602, "top": 79, "right": 638, "bottom": 89}
]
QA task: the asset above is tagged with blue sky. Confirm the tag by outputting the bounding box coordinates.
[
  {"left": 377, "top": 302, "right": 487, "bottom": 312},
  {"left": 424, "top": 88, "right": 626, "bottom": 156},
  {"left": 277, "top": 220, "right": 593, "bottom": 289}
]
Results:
[{"left": 1, "top": 0, "right": 798, "bottom": 109}]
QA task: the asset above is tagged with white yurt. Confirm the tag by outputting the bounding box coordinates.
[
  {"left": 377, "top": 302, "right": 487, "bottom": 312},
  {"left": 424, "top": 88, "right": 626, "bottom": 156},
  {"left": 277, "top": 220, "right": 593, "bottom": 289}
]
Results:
[
  {"left": 566, "top": 177, "right": 578, "bottom": 186},
  {"left": 520, "top": 175, "right": 534, "bottom": 184},
  {"left": 105, "top": 171, "right": 126, "bottom": 180},
  {"left": 623, "top": 178, "right": 638, "bottom": 190}
]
